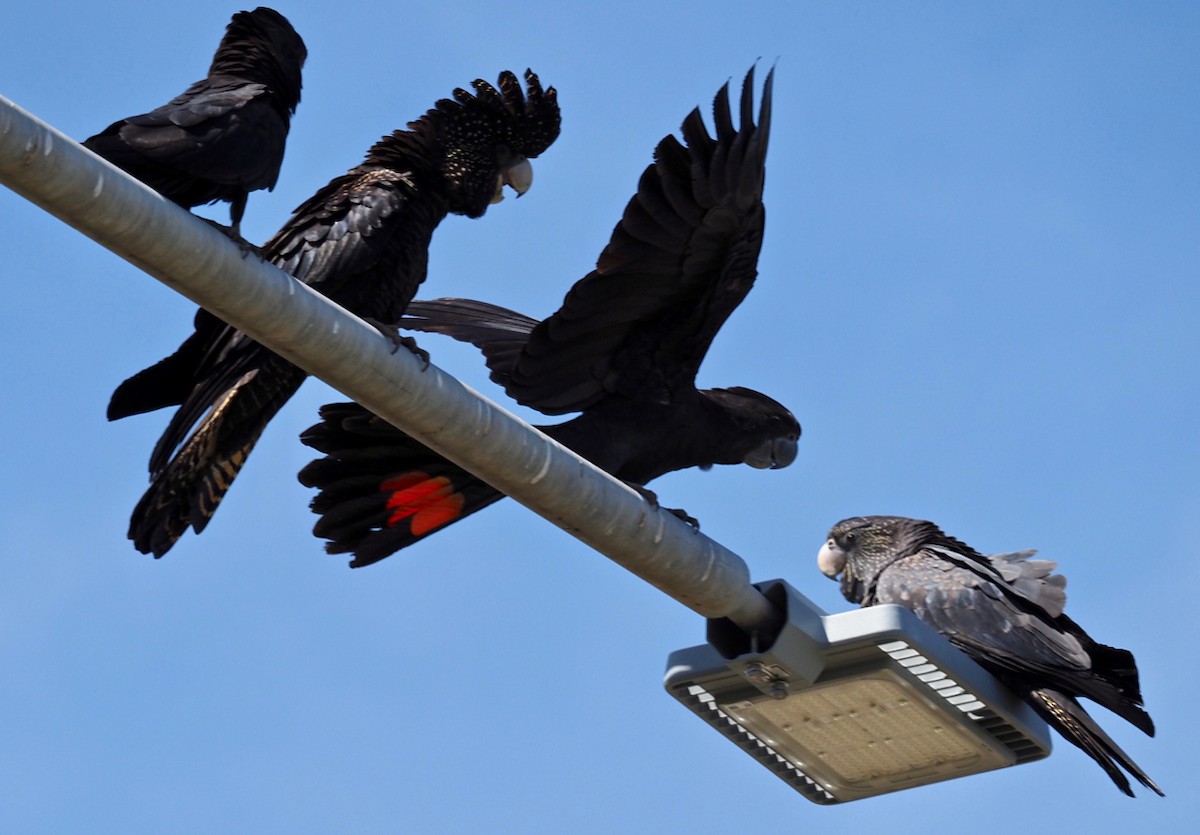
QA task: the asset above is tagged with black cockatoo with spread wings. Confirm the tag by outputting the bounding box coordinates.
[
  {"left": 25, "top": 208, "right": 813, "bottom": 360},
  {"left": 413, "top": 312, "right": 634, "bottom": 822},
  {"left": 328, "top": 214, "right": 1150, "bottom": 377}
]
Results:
[{"left": 299, "top": 67, "right": 800, "bottom": 567}]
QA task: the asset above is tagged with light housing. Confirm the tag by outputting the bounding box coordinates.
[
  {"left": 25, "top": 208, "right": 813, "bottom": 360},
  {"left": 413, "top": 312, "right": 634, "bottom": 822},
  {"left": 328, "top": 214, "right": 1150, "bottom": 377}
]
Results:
[{"left": 664, "top": 579, "right": 1052, "bottom": 803}]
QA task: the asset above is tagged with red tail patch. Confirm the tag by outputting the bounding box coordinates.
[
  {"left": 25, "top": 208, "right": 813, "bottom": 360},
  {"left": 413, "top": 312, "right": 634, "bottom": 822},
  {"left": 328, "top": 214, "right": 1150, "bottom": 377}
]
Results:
[{"left": 382, "top": 472, "right": 466, "bottom": 536}]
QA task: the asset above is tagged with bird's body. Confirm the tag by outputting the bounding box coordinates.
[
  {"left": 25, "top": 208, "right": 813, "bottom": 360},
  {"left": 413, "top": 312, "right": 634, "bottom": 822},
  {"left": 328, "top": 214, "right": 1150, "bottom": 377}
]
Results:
[
  {"left": 82, "top": 7, "right": 307, "bottom": 234},
  {"left": 818, "top": 515, "right": 1161, "bottom": 797},
  {"left": 110, "top": 70, "right": 561, "bottom": 557},
  {"left": 301, "top": 340, "right": 797, "bottom": 566},
  {"left": 299, "top": 68, "right": 801, "bottom": 566}
]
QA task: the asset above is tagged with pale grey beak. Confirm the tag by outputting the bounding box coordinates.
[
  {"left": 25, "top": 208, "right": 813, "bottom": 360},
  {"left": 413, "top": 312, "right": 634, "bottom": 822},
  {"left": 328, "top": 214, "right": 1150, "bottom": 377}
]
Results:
[
  {"left": 491, "top": 157, "right": 534, "bottom": 204},
  {"left": 817, "top": 539, "right": 846, "bottom": 579},
  {"left": 742, "top": 436, "right": 799, "bottom": 470}
]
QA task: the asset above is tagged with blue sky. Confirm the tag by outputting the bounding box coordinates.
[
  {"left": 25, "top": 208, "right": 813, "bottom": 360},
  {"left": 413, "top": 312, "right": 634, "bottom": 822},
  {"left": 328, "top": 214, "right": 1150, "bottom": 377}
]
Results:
[{"left": 1, "top": 1, "right": 1196, "bottom": 832}]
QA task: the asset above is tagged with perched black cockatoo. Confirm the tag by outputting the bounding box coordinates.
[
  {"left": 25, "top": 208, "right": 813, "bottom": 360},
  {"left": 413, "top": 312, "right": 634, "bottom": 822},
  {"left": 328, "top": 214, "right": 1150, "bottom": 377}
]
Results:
[
  {"left": 109, "top": 70, "right": 561, "bottom": 557},
  {"left": 818, "top": 515, "right": 1161, "bottom": 797},
  {"left": 298, "top": 67, "right": 801, "bottom": 567},
  {"left": 82, "top": 7, "right": 307, "bottom": 236}
]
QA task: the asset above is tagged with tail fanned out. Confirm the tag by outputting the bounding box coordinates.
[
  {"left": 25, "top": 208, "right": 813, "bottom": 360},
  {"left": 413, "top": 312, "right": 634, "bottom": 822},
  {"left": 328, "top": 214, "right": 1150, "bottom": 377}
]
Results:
[{"left": 298, "top": 402, "right": 505, "bottom": 566}]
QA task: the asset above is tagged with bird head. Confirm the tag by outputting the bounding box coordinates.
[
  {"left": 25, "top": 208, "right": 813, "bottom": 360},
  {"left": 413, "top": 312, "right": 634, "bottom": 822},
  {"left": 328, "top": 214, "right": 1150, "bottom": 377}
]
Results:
[
  {"left": 703, "top": 386, "right": 800, "bottom": 469},
  {"left": 211, "top": 8, "right": 307, "bottom": 112},
  {"left": 818, "top": 515, "right": 959, "bottom": 603},
  {"left": 415, "top": 69, "right": 561, "bottom": 218}
]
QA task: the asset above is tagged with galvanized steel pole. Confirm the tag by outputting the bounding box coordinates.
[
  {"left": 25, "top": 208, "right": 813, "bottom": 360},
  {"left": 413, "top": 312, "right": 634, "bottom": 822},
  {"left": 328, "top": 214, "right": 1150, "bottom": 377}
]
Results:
[{"left": 0, "top": 94, "right": 782, "bottom": 635}]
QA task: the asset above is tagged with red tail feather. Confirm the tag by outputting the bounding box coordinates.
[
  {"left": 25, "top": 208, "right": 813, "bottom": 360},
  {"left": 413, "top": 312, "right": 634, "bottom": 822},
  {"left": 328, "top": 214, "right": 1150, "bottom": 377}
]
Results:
[{"left": 382, "top": 472, "right": 466, "bottom": 536}]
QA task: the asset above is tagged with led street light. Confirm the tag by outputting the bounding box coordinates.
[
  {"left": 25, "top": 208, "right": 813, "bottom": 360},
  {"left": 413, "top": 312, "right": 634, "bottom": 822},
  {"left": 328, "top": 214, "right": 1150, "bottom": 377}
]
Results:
[{"left": 665, "top": 579, "right": 1052, "bottom": 803}]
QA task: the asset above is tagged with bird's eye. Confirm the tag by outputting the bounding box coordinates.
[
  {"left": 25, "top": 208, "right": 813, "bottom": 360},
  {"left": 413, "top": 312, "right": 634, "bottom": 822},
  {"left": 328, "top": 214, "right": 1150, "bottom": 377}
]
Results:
[{"left": 841, "top": 531, "right": 856, "bottom": 547}]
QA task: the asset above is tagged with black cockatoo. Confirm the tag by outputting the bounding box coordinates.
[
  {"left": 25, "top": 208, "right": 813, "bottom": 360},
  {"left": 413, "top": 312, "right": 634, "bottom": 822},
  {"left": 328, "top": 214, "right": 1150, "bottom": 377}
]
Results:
[
  {"left": 109, "top": 70, "right": 561, "bottom": 557},
  {"left": 298, "top": 67, "right": 801, "bottom": 567},
  {"left": 82, "top": 7, "right": 307, "bottom": 236},
  {"left": 818, "top": 515, "right": 1161, "bottom": 797}
]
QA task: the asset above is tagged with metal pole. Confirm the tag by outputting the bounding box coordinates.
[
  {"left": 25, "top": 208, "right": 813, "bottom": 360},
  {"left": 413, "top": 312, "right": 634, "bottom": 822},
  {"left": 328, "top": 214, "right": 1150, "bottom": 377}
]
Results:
[{"left": 0, "top": 94, "right": 783, "bottom": 635}]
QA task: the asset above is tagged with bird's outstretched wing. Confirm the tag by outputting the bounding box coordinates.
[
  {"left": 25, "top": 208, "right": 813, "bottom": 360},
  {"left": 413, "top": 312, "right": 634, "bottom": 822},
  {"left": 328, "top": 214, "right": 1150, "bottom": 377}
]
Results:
[{"left": 499, "top": 67, "right": 773, "bottom": 415}]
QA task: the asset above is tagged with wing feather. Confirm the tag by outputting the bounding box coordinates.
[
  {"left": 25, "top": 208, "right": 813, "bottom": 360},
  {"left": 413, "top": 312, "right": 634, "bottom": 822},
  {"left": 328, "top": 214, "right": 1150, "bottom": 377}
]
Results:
[{"left": 500, "top": 66, "right": 773, "bottom": 415}]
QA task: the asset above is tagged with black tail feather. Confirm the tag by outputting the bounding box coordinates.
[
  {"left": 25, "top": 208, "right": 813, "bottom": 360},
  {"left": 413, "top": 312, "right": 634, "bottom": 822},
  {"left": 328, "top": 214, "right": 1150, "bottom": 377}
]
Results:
[
  {"left": 1030, "top": 689, "right": 1163, "bottom": 797},
  {"left": 127, "top": 362, "right": 300, "bottom": 556},
  {"left": 298, "top": 402, "right": 506, "bottom": 565},
  {"left": 1082, "top": 635, "right": 1155, "bottom": 736},
  {"left": 108, "top": 311, "right": 229, "bottom": 422}
]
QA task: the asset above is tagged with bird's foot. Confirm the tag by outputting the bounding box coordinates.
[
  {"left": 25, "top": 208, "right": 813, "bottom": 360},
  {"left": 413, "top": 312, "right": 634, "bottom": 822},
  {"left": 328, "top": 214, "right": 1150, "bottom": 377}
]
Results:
[
  {"left": 199, "top": 218, "right": 264, "bottom": 259},
  {"left": 665, "top": 506, "right": 700, "bottom": 529},
  {"left": 363, "top": 317, "right": 430, "bottom": 369},
  {"left": 629, "top": 484, "right": 700, "bottom": 529}
]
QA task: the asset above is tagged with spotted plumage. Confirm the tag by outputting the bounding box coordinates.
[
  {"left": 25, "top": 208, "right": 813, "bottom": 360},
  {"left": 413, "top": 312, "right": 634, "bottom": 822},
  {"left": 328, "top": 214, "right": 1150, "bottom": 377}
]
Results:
[
  {"left": 109, "top": 70, "right": 560, "bottom": 557},
  {"left": 818, "top": 515, "right": 1161, "bottom": 797}
]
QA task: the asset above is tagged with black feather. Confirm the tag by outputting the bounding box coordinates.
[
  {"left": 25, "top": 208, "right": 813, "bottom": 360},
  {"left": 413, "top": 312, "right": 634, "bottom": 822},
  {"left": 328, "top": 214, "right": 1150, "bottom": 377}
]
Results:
[
  {"left": 299, "top": 66, "right": 800, "bottom": 566},
  {"left": 821, "top": 515, "right": 1162, "bottom": 796},
  {"left": 111, "top": 70, "right": 560, "bottom": 557},
  {"left": 82, "top": 8, "right": 306, "bottom": 233}
]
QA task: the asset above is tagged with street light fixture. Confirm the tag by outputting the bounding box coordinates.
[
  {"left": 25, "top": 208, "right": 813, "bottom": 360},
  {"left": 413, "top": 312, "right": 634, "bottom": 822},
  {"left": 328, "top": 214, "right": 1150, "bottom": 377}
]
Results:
[{"left": 665, "top": 579, "right": 1052, "bottom": 803}]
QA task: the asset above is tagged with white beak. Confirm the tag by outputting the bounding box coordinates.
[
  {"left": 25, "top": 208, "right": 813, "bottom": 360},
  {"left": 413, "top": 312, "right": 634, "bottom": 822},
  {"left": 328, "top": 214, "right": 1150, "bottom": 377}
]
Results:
[
  {"left": 491, "top": 157, "right": 534, "bottom": 204},
  {"left": 817, "top": 539, "right": 847, "bottom": 578}
]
